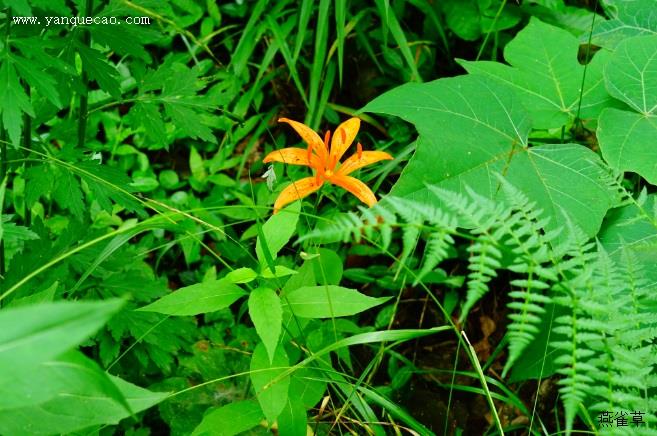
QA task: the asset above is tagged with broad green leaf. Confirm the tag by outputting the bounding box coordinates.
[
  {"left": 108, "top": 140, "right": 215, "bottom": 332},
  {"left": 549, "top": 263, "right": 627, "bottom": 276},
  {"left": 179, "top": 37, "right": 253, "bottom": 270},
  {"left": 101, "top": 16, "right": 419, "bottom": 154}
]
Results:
[
  {"left": 598, "top": 109, "right": 657, "bottom": 184},
  {"left": 249, "top": 287, "right": 282, "bottom": 362},
  {"left": 250, "top": 343, "right": 290, "bottom": 424},
  {"left": 260, "top": 264, "right": 298, "bottom": 279},
  {"left": 591, "top": 0, "right": 657, "bottom": 48},
  {"left": 363, "top": 74, "right": 616, "bottom": 237},
  {"left": 290, "top": 367, "right": 327, "bottom": 408},
  {"left": 277, "top": 393, "right": 307, "bottom": 436},
  {"left": 6, "top": 281, "right": 57, "bottom": 308},
  {"left": 604, "top": 35, "right": 657, "bottom": 115},
  {"left": 256, "top": 201, "right": 300, "bottom": 264},
  {"left": 598, "top": 194, "right": 657, "bottom": 288},
  {"left": 599, "top": 193, "right": 657, "bottom": 260},
  {"left": 598, "top": 35, "right": 657, "bottom": 185},
  {"left": 508, "top": 303, "right": 568, "bottom": 382},
  {"left": 0, "top": 350, "right": 129, "bottom": 414},
  {"left": 460, "top": 18, "right": 615, "bottom": 129},
  {"left": 190, "top": 146, "right": 207, "bottom": 183},
  {"left": 226, "top": 267, "right": 258, "bottom": 284},
  {"left": 0, "top": 299, "right": 124, "bottom": 373},
  {"left": 0, "top": 352, "right": 167, "bottom": 435},
  {"left": 138, "top": 278, "right": 246, "bottom": 316},
  {"left": 441, "top": 0, "right": 521, "bottom": 41},
  {"left": 441, "top": 0, "right": 480, "bottom": 40},
  {"left": 282, "top": 285, "right": 390, "bottom": 318},
  {"left": 131, "top": 176, "right": 159, "bottom": 192},
  {"left": 309, "top": 248, "right": 343, "bottom": 285},
  {"left": 191, "top": 400, "right": 264, "bottom": 436}
]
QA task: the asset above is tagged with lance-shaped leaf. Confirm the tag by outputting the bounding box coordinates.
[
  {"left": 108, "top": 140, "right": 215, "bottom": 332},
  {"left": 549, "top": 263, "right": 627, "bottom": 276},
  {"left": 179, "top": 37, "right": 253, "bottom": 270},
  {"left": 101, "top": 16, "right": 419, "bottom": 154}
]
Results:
[
  {"left": 282, "top": 285, "right": 389, "bottom": 318},
  {"left": 0, "top": 351, "right": 167, "bottom": 435},
  {"left": 138, "top": 278, "right": 246, "bottom": 316},
  {"left": 362, "top": 74, "right": 616, "bottom": 238},
  {"left": 249, "top": 287, "right": 282, "bottom": 363},
  {"left": 250, "top": 343, "right": 290, "bottom": 424}
]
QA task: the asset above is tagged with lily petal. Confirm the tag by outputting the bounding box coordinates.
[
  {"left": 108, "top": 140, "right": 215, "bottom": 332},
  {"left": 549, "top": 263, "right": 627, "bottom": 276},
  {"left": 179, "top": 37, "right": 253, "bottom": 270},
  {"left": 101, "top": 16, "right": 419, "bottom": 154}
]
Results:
[
  {"left": 329, "top": 118, "right": 360, "bottom": 168},
  {"left": 337, "top": 150, "right": 393, "bottom": 176},
  {"left": 278, "top": 118, "right": 329, "bottom": 162},
  {"left": 263, "top": 147, "right": 322, "bottom": 171},
  {"left": 273, "top": 177, "right": 322, "bottom": 213},
  {"left": 328, "top": 173, "right": 377, "bottom": 207}
]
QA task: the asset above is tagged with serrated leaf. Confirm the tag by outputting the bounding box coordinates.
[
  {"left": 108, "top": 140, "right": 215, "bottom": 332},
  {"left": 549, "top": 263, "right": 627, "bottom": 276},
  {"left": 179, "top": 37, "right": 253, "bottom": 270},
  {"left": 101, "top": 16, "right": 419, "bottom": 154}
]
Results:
[
  {"left": 248, "top": 287, "right": 282, "bottom": 363},
  {"left": 137, "top": 278, "right": 246, "bottom": 316},
  {"left": 460, "top": 18, "right": 615, "bottom": 129},
  {"left": 52, "top": 168, "right": 85, "bottom": 219},
  {"left": 89, "top": 24, "right": 151, "bottom": 60},
  {"left": 598, "top": 35, "right": 657, "bottom": 185},
  {"left": 282, "top": 285, "right": 390, "bottom": 318},
  {"left": 129, "top": 101, "right": 167, "bottom": 145},
  {"left": 75, "top": 42, "right": 121, "bottom": 98},
  {"left": 0, "top": 60, "right": 34, "bottom": 146},
  {"left": 77, "top": 161, "right": 142, "bottom": 213},
  {"left": 363, "top": 74, "right": 616, "bottom": 238},
  {"left": 2, "top": 0, "right": 30, "bottom": 15},
  {"left": 191, "top": 400, "right": 264, "bottom": 436},
  {"left": 24, "top": 163, "right": 54, "bottom": 207},
  {"left": 128, "top": 59, "right": 219, "bottom": 146},
  {"left": 12, "top": 53, "right": 61, "bottom": 108},
  {"left": 164, "top": 101, "right": 215, "bottom": 142},
  {"left": 250, "top": 343, "right": 290, "bottom": 424}
]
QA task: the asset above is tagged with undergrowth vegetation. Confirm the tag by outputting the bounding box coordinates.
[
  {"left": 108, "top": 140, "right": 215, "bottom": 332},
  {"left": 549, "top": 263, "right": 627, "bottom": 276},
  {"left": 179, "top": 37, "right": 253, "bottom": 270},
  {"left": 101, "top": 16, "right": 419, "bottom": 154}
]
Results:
[{"left": 1, "top": 0, "right": 657, "bottom": 435}]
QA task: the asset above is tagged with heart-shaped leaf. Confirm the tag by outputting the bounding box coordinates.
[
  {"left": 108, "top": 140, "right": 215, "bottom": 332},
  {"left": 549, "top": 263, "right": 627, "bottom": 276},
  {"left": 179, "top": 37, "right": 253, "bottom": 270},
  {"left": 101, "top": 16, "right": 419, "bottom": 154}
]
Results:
[{"left": 363, "top": 74, "right": 616, "bottom": 237}]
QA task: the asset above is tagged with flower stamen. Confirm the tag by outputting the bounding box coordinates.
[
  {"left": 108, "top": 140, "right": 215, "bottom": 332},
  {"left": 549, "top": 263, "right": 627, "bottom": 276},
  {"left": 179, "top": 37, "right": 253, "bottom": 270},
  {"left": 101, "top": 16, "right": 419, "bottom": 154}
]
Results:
[{"left": 264, "top": 117, "right": 392, "bottom": 213}]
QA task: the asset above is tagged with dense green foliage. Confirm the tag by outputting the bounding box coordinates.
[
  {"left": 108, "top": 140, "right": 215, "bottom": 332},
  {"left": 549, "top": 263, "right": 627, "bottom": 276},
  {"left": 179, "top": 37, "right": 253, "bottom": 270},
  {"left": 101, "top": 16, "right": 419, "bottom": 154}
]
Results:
[{"left": 1, "top": 0, "right": 657, "bottom": 435}]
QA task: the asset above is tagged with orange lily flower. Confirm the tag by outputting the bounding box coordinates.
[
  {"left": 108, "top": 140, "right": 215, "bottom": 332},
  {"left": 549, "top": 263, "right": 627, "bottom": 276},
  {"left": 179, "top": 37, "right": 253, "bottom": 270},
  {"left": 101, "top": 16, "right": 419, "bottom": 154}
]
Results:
[{"left": 264, "top": 117, "right": 393, "bottom": 213}]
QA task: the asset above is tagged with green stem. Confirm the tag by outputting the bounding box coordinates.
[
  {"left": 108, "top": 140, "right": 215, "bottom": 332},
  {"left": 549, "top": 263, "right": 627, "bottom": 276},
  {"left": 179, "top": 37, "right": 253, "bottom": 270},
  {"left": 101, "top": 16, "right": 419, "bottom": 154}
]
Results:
[
  {"left": 77, "top": 0, "right": 93, "bottom": 148},
  {"left": 22, "top": 85, "right": 31, "bottom": 226},
  {"left": 0, "top": 8, "right": 12, "bottom": 280},
  {"left": 0, "top": 129, "right": 6, "bottom": 280}
]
